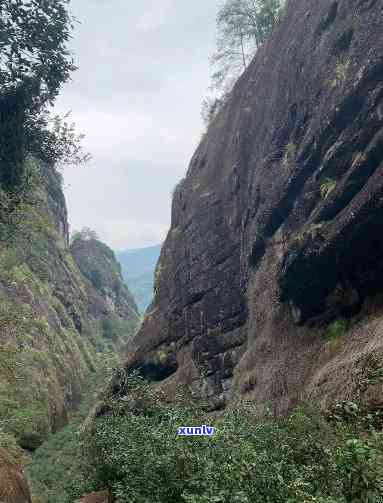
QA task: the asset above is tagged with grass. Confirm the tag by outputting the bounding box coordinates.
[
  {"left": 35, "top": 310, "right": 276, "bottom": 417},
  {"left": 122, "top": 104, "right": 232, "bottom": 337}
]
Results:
[
  {"left": 320, "top": 178, "right": 337, "bottom": 200},
  {"left": 282, "top": 142, "right": 296, "bottom": 172},
  {"left": 331, "top": 60, "right": 350, "bottom": 89}
]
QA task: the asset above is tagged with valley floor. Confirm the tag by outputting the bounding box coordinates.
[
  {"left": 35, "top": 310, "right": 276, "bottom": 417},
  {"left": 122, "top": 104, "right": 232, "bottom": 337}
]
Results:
[{"left": 26, "top": 353, "right": 118, "bottom": 503}]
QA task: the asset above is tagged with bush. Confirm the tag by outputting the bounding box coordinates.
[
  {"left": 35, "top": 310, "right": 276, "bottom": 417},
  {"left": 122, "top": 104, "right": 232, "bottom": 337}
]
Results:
[
  {"left": 66, "top": 375, "right": 383, "bottom": 503},
  {"left": 327, "top": 319, "right": 347, "bottom": 340}
]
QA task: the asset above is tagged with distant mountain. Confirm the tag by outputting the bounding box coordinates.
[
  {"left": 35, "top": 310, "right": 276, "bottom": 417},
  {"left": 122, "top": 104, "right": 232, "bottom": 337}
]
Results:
[{"left": 116, "top": 244, "right": 162, "bottom": 313}]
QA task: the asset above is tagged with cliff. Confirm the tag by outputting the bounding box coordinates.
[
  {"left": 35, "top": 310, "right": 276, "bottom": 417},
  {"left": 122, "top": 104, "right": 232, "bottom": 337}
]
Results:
[
  {"left": 71, "top": 238, "right": 139, "bottom": 322},
  {"left": 124, "top": 0, "right": 383, "bottom": 413},
  {"left": 0, "top": 158, "right": 139, "bottom": 452},
  {"left": 0, "top": 448, "right": 31, "bottom": 503}
]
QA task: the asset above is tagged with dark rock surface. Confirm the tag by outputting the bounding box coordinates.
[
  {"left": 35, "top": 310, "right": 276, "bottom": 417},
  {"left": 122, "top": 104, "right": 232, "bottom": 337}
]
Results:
[{"left": 124, "top": 0, "right": 383, "bottom": 412}]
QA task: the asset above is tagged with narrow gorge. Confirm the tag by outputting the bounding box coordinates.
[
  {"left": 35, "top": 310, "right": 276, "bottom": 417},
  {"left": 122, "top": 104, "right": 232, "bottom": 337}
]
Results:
[{"left": 1, "top": 0, "right": 383, "bottom": 502}]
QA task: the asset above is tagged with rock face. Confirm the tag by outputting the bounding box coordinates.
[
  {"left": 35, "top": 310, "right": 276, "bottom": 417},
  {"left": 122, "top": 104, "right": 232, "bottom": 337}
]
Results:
[
  {"left": 76, "top": 490, "right": 112, "bottom": 503},
  {"left": 71, "top": 238, "right": 139, "bottom": 321},
  {"left": 0, "top": 159, "right": 139, "bottom": 446},
  {"left": 125, "top": 0, "right": 383, "bottom": 413},
  {"left": 0, "top": 448, "right": 32, "bottom": 503}
]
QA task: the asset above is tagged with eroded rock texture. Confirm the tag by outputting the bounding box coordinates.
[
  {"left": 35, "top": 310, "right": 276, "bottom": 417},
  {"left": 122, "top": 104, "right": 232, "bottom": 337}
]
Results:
[
  {"left": 125, "top": 0, "right": 383, "bottom": 413},
  {"left": 0, "top": 448, "right": 31, "bottom": 503},
  {"left": 0, "top": 159, "right": 139, "bottom": 442},
  {"left": 71, "top": 238, "right": 138, "bottom": 321}
]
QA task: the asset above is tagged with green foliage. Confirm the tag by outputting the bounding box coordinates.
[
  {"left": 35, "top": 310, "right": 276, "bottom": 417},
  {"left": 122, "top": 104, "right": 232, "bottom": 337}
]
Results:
[
  {"left": 0, "top": 0, "right": 75, "bottom": 103},
  {"left": 54, "top": 375, "right": 383, "bottom": 503},
  {"left": 320, "top": 178, "right": 337, "bottom": 199},
  {"left": 102, "top": 316, "right": 137, "bottom": 345},
  {"left": 25, "top": 110, "right": 92, "bottom": 168},
  {"left": 0, "top": 0, "right": 89, "bottom": 190},
  {"left": 71, "top": 227, "right": 99, "bottom": 243},
  {"left": 327, "top": 353, "right": 383, "bottom": 430},
  {"left": 327, "top": 319, "right": 347, "bottom": 340},
  {"left": 204, "top": 0, "right": 284, "bottom": 126},
  {"left": 282, "top": 142, "right": 296, "bottom": 171},
  {"left": 212, "top": 0, "right": 284, "bottom": 90},
  {"left": 0, "top": 428, "right": 23, "bottom": 466},
  {"left": 331, "top": 60, "right": 350, "bottom": 89},
  {"left": 26, "top": 354, "right": 119, "bottom": 503},
  {"left": 102, "top": 316, "right": 120, "bottom": 340}
]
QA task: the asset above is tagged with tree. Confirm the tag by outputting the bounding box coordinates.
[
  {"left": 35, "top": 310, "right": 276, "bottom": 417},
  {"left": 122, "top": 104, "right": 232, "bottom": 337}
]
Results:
[
  {"left": 0, "top": 0, "right": 88, "bottom": 190},
  {"left": 212, "top": 0, "right": 283, "bottom": 89},
  {"left": 203, "top": 0, "right": 283, "bottom": 126},
  {"left": 0, "top": 0, "right": 75, "bottom": 109},
  {"left": 70, "top": 227, "right": 99, "bottom": 243},
  {"left": 25, "top": 110, "right": 91, "bottom": 168}
]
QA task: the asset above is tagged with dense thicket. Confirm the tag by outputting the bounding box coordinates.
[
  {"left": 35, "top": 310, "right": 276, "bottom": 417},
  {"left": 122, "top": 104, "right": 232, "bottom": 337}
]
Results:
[{"left": 49, "top": 375, "right": 383, "bottom": 503}]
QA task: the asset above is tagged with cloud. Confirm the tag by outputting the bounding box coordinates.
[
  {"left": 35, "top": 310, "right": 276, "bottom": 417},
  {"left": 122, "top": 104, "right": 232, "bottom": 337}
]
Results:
[{"left": 59, "top": 0, "right": 218, "bottom": 250}]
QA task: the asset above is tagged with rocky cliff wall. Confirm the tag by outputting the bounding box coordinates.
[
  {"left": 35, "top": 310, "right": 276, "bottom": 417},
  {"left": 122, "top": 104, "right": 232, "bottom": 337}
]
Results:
[
  {"left": 125, "top": 0, "right": 383, "bottom": 413},
  {"left": 71, "top": 238, "right": 138, "bottom": 322},
  {"left": 0, "top": 448, "right": 31, "bottom": 503},
  {"left": 0, "top": 158, "right": 139, "bottom": 448}
]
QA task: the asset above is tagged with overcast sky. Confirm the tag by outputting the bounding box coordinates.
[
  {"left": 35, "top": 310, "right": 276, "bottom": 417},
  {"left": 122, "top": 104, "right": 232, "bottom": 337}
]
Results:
[{"left": 57, "top": 1, "right": 219, "bottom": 251}]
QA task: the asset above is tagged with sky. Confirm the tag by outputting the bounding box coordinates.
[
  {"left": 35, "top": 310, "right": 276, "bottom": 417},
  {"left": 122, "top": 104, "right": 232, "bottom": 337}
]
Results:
[{"left": 58, "top": 0, "right": 219, "bottom": 251}]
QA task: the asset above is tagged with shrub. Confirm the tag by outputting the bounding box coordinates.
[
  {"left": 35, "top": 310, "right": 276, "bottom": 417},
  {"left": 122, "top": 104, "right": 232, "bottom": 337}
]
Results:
[
  {"left": 320, "top": 178, "right": 337, "bottom": 199},
  {"left": 65, "top": 375, "right": 383, "bottom": 503},
  {"left": 327, "top": 319, "right": 347, "bottom": 340}
]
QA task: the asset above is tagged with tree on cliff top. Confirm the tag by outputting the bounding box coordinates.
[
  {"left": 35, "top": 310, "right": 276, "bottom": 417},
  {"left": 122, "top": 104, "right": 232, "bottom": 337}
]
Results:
[
  {"left": 202, "top": 0, "right": 283, "bottom": 126},
  {"left": 70, "top": 227, "right": 99, "bottom": 243}
]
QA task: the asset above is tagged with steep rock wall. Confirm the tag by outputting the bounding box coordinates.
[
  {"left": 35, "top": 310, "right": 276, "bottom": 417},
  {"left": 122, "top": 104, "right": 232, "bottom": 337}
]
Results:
[
  {"left": 71, "top": 238, "right": 138, "bottom": 321},
  {"left": 0, "top": 159, "right": 139, "bottom": 446},
  {"left": 0, "top": 448, "right": 31, "bottom": 503},
  {"left": 125, "top": 0, "right": 383, "bottom": 413}
]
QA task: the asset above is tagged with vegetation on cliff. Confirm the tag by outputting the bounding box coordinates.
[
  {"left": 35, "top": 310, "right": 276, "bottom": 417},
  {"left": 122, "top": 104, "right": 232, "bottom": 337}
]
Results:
[
  {"left": 203, "top": 0, "right": 283, "bottom": 125},
  {"left": 0, "top": 0, "right": 139, "bottom": 464},
  {"left": 26, "top": 352, "right": 119, "bottom": 503},
  {"left": 41, "top": 373, "right": 383, "bottom": 503},
  {"left": 0, "top": 157, "right": 138, "bottom": 455},
  {"left": 2, "top": 0, "right": 383, "bottom": 501}
]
